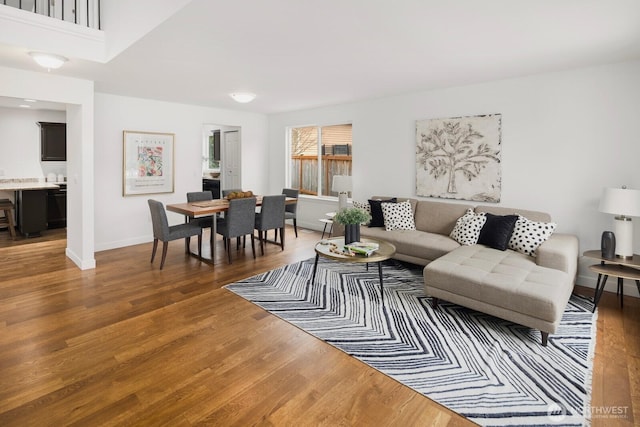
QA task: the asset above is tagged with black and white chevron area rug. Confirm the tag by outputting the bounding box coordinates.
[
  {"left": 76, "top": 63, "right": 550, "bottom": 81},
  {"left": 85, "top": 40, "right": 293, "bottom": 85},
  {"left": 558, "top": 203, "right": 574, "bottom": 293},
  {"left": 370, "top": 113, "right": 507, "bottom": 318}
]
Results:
[{"left": 225, "top": 259, "right": 596, "bottom": 427}]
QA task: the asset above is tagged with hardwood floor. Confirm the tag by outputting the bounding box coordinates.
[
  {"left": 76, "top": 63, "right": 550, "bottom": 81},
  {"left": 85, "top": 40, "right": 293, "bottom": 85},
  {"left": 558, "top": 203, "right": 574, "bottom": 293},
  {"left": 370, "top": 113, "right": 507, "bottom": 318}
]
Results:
[{"left": 0, "top": 226, "right": 637, "bottom": 426}]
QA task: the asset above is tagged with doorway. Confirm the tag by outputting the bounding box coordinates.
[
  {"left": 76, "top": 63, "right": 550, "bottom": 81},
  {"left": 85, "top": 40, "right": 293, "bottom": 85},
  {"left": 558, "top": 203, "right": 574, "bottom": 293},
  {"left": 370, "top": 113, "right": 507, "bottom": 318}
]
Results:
[
  {"left": 202, "top": 124, "right": 241, "bottom": 192},
  {"left": 0, "top": 97, "right": 67, "bottom": 248}
]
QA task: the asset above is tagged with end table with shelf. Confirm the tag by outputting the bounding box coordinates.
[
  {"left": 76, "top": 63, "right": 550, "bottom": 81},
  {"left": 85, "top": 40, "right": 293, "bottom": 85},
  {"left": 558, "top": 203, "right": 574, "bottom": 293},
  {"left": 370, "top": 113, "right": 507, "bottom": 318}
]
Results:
[
  {"left": 319, "top": 212, "right": 335, "bottom": 239},
  {"left": 583, "top": 250, "right": 640, "bottom": 312}
]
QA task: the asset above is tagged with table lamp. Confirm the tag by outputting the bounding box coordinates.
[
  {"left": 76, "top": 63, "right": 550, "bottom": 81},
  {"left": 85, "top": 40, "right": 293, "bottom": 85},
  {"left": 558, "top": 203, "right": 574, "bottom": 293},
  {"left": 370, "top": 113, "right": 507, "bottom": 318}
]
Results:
[
  {"left": 332, "top": 175, "right": 352, "bottom": 211},
  {"left": 599, "top": 186, "right": 640, "bottom": 259}
]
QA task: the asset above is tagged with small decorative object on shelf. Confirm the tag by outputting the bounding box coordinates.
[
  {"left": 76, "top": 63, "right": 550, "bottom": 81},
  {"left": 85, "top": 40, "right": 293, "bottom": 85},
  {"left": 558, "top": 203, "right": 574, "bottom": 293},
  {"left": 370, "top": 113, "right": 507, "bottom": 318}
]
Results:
[
  {"left": 333, "top": 207, "right": 372, "bottom": 245},
  {"left": 601, "top": 231, "right": 616, "bottom": 259}
]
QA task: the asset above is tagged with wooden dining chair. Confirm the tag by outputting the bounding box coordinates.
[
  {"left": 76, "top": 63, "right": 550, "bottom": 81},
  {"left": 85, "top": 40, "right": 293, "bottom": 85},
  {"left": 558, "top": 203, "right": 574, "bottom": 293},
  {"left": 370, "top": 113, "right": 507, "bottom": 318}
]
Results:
[
  {"left": 282, "top": 188, "right": 299, "bottom": 238},
  {"left": 0, "top": 199, "right": 17, "bottom": 240},
  {"left": 255, "top": 194, "right": 286, "bottom": 255},
  {"left": 216, "top": 197, "right": 257, "bottom": 264},
  {"left": 148, "top": 199, "right": 202, "bottom": 270}
]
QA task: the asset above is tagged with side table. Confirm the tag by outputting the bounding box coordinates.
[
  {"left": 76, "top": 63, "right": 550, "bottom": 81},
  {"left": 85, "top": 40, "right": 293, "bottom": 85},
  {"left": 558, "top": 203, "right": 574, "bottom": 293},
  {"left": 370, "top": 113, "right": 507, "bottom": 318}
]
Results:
[
  {"left": 320, "top": 212, "right": 335, "bottom": 239},
  {"left": 583, "top": 250, "right": 640, "bottom": 312}
]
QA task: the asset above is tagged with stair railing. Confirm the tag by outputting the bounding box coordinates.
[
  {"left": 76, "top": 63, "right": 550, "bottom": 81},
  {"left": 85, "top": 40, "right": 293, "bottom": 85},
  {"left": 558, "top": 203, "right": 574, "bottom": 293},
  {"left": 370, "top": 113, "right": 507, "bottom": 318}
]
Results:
[{"left": 1, "top": 0, "right": 101, "bottom": 30}]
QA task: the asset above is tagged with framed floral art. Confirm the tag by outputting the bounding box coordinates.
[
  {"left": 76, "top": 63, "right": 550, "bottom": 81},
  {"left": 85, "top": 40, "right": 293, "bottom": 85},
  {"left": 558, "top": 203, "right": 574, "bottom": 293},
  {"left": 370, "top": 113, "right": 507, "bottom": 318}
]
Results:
[{"left": 123, "top": 130, "right": 175, "bottom": 196}]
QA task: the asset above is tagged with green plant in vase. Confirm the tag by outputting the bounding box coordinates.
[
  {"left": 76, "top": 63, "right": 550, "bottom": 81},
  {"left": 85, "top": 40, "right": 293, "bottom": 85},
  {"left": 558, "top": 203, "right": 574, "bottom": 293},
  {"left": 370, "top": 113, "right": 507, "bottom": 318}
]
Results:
[{"left": 333, "top": 207, "right": 371, "bottom": 244}]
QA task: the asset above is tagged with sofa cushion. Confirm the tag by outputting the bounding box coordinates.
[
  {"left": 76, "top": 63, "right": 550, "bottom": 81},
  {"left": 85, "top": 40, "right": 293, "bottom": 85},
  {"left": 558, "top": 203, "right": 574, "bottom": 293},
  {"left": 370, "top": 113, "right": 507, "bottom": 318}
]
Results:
[
  {"left": 414, "top": 200, "right": 474, "bottom": 235},
  {"left": 361, "top": 227, "right": 459, "bottom": 261},
  {"left": 508, "top": 216, "right": 557, "bottom": 256},
  {"left": 477, "top": 213, "right": 518, "bottom": 251},
  {"left": 475, "top": 205, "right": 551, "bottom": 223},
  {"left": 450, "top": 208, "right": 487, "bottom": 245},
  {"left": 382, "top": 200, "right": 416, "bottom": 231},
  {"left": 368, "top": 198, "right": 397, "bottom": 227},
  {"left": 423, "top": 245, "right": 571, "bottom": 324}
]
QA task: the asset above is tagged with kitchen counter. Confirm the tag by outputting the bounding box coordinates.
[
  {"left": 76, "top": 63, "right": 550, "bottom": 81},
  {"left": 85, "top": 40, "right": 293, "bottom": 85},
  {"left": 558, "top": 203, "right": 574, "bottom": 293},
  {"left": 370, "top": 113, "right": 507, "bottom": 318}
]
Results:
[
  {"left": 0, "top": 182, "right": 62, "bottom": 191},
  {"left": 0, "top": 181, "right": 66, "bottom": 237}
]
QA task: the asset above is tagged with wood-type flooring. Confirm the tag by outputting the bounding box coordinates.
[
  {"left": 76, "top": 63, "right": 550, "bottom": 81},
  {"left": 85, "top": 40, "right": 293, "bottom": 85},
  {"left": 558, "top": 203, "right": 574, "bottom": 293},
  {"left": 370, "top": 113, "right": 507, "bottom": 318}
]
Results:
[{"left": 0, "top": 226, "right": 637, "bottom": 426}]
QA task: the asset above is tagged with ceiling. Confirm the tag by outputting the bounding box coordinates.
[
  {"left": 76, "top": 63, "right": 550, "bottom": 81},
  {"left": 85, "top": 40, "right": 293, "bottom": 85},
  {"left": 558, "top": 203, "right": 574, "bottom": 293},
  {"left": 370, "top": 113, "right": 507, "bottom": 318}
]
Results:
[
  {"left": 0, "top": 96, "right": 65, "bottom": 111},
  {"left": 1, "top": 0, "right": 640, "bottom": 114}
]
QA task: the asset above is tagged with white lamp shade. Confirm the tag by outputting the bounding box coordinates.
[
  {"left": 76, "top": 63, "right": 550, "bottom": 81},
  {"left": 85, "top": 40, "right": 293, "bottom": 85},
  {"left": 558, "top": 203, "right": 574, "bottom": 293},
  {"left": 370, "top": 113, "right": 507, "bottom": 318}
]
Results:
[
  {"left": 332, "top": 175, "right": 352, "bottom": 194},
  {"left": 599, "top": 187, "right": 640, "bottom": 217}
]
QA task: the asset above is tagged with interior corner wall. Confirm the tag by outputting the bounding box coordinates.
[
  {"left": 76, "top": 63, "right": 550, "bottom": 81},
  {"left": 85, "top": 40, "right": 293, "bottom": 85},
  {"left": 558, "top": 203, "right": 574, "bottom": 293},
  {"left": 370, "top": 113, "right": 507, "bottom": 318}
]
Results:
[
  {"left": 93, "top": 93, "right": 268, "bottom": 252},
  {"left": 0, "top": 65, "right": 95, "bottom": 270},
  {"left": 267, "top": 60, "right": 640, "bottom": 295}
]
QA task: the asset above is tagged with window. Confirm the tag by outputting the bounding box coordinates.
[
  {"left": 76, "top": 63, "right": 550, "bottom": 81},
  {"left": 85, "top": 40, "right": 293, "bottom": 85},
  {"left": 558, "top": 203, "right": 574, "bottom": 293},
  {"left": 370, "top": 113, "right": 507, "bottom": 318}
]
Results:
[{"left": 288, "top": 124, "right": 352, "bottom": 197}]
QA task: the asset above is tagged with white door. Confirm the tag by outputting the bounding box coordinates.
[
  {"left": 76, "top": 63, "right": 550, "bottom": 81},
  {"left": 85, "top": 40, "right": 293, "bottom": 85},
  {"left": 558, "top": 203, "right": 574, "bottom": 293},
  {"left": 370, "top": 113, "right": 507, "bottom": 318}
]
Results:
[{"left": 223, "top": 130, "right": 241, "bottom": 189}]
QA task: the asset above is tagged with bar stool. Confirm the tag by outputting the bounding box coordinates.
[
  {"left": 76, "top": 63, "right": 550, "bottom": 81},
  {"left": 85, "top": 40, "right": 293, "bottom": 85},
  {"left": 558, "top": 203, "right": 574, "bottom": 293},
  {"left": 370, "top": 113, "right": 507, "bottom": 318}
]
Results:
[{"left": 0, "top": 199, "right": 17, "bottom": 240}]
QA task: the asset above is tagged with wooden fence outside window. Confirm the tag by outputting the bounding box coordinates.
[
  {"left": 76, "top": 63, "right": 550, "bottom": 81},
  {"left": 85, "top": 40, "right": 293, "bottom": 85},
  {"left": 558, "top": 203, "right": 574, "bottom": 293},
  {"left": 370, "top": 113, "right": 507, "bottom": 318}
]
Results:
[{"left": 290, "top": 155, "right": 352, "bottom": 196}]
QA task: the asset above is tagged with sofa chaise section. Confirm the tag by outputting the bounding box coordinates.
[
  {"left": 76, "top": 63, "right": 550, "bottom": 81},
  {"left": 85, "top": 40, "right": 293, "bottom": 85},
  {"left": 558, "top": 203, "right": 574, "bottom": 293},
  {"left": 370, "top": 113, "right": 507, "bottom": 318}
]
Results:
[{"left": 423, "top": 241, "right": 578, "bottom": 346}]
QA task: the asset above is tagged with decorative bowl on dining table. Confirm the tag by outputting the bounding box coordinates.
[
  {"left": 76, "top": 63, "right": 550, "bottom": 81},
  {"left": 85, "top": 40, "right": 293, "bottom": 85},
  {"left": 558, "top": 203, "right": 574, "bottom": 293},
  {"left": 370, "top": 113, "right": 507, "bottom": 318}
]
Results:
[{"left": 225, "top": 190, "right": 254, "bottom": 200}]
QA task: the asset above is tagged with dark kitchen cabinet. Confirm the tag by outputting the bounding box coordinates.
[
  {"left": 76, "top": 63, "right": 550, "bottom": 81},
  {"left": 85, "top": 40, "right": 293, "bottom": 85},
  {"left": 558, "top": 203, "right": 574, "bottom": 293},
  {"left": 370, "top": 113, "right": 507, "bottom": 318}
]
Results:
[
  {"left": 17, "top": 190, "right": 48, "bottom": 237},
  {"left": 38, "top": 122, "right": 66, "bottom": 161},
  {"left": 212, "top": 130, "right": 221, "bottom": 161},
  {"left": 47, "top": 184, "right": 67, "bottom": 229},
  {"left": 202, "top": 179, "right": 221, "bottom": 199}
]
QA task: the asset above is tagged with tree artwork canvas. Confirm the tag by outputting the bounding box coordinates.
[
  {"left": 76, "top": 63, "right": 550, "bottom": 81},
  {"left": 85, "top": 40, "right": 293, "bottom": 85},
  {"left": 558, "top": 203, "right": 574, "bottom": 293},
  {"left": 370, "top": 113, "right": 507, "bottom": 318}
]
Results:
[{"left": 416, "top": 113, "right": 502, "bottom": 202}]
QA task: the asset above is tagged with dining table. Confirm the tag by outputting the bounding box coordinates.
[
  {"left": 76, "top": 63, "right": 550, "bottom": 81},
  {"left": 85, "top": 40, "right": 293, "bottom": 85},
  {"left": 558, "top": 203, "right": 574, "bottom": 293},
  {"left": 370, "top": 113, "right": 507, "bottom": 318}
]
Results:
[{"left": 166, "top": 196, "right": 297, "bottom": 265}]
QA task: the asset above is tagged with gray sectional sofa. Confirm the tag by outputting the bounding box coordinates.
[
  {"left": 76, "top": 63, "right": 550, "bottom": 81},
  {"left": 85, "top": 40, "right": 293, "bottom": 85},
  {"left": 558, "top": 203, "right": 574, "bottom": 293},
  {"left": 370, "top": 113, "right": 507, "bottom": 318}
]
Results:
[{"left": 359, "top": 197, "right": 579, "bottom": 346}]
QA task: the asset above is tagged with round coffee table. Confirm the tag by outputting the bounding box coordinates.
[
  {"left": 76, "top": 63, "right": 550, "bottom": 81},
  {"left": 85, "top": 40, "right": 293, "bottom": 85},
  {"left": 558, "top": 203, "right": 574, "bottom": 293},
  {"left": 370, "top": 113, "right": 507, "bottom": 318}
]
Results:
[{"left": 311, "top": 237, "right": 396, "bottom": 305}]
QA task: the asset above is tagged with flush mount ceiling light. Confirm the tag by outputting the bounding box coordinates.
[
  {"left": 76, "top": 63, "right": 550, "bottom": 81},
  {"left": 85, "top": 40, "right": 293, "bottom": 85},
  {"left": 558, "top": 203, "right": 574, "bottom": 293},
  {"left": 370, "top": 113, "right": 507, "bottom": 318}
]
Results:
[
  {"left": 29, "top": 52, "right": 68, "bottom": 70},
  {"left": 229, "top": 92, "right": 256, "bottom": 103}
]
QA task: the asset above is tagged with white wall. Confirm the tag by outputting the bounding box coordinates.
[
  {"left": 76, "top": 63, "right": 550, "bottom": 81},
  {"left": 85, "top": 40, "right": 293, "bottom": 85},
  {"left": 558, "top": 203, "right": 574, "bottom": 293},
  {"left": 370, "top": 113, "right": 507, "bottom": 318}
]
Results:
[
  {"left": 0, "top": 106, "right": 66, "bottom": 185},
  {"left": 267, "top": 60, "right": 640, "bottom": 295},
  {"left": 0, "top": 65, "right": 95, "bottom": 270},
  {"left": 93, "top": 93, "right": 268, "bottom": 252}
]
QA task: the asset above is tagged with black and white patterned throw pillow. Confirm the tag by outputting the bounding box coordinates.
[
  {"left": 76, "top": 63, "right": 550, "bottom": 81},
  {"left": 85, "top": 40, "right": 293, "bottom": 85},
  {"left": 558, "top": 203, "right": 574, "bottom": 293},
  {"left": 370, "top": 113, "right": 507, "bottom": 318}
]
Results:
[
  {"left": 381, "top": 201, "right": 416, "bottom": 231},
  {"left": 449, "top": 209, "right": 487, "bottom": 245},
  {"left": 352, "top": 200, "right": 372, "bottom": 225},
  {"left": 508, "top": 216, "right": 557, "bottom": 256}
]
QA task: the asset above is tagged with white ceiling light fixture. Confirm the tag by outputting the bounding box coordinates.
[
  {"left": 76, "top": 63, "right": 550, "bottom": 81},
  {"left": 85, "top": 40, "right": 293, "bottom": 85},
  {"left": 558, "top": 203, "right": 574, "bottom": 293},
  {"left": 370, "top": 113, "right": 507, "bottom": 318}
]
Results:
[
  {"left": 229, "top": 92, "right": 256, "bottom": 103},
  {"left": 29, "top": 52, "right": 68, "bottom": 70}
]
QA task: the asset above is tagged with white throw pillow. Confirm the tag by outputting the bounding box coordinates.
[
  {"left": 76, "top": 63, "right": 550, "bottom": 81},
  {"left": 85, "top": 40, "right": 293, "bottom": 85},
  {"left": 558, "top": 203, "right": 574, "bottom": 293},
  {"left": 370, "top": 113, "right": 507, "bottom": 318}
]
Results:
[
  {"left": 381, "top": 201, "right": 416, "bottom": 231},
  {"left": 450, "top": 209, "right": 487, "bottom": 245},
  {"left": 352, "top": 200, "right": 371, "bottom": 225},
  {"left": 508, "top": 215, "right": 557, "bottom": 256}
]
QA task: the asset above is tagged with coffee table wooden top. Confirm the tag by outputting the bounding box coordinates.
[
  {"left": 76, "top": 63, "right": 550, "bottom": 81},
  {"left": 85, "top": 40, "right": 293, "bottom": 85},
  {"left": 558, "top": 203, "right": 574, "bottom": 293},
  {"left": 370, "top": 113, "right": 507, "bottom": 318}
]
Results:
[{"left": 315, "top": 237, "right": 396, "bottom": 264}]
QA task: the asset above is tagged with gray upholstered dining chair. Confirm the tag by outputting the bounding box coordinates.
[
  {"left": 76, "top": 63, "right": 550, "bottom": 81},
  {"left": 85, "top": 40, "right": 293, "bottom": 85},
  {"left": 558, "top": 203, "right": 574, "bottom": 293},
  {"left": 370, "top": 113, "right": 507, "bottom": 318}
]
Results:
[
  {"left": 215, "top": 197, "right": 257, "bottom": 264},
  {"left": 255, "top": 194, "right": 286, "bottom": 255},
  {"left": 220, "top": 189, "right": 243, "bottom": 221},
  {"left": 187, "top": 190, "right": 214, "bottom": 245},
  {"left": 148, "top": 199, "right": 202, "bottom": 270},
  {"left": 282, "top": 188, "right": 299, "bottom": 238},
  {"left": 187, "top": 191, "right": 213, "bottom": 224}
]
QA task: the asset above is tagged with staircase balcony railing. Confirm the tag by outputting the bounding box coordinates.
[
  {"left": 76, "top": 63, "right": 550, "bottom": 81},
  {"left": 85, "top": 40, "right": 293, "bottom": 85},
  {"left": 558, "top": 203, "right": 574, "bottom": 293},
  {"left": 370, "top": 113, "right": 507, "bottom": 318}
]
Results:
[{"left": 1, "top": 0, "right": 100, "bottom": 29}]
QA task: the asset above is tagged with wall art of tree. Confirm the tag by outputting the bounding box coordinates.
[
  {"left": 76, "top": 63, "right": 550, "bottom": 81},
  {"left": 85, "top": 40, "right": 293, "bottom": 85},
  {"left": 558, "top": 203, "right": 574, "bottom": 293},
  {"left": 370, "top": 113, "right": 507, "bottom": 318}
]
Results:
[{"left": 416, "top": 114, "right": 502, "bottom": 202}]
